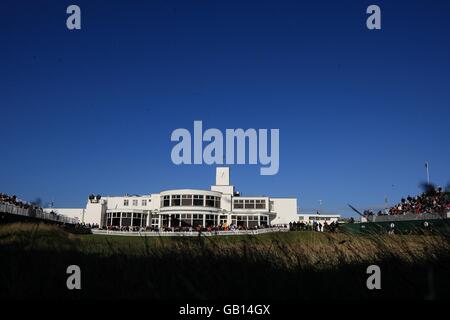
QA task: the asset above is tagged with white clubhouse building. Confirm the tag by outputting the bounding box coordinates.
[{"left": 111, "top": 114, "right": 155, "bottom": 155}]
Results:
[{"left": 45, "top": 168, "right": 298, "bottom": 229}]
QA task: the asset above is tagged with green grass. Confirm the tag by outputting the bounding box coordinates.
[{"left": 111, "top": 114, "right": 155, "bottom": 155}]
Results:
[{"left": 0, "top": 223, "right": 449, "bottom": 299}]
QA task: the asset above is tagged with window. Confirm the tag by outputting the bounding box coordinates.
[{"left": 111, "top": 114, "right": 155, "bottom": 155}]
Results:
[
  {"left": 237, "top": 215, "right": 246, "bottom": 227},
  {"left": 248, "top": 216, "right": 258, "bottom": 228},
  {"left": 206, "top": 196, "right": 215, "bottom": 207},
  {"left": 234, "top": 199, "right": 244, "bottom": 209},
  {"left": 182, "top": 195, "right": 192, "bottom": 206},
  {"left": 192, "top": 214, "right": 203, "bottom": 227},
  {"left": 142, "top": 214, "right": 148, "bottom": 227},
  {"left": 124, "top": 199, "right": 129, "bottom": 206},
  {"left": 171, "top": 214, "right": 181, "bottom": 227},
  {"left": 112, "top": 213, "right": 120, "bottom": 226},
  {"left": 142, "top": 199, "right": 147, "bottom": 206},
  {"left": 181, "top": 214, "right": 191, "bottom": 227},
  {"left": 171, "top": 195, "right": 181, "bottom": 206},
  {"left": 215, "top": 196, "right": 221, "bottom": 208},
  {"left": 205, "top": 214, "right": 216, "bottom": 227},
  {"left": 255, "top": 200, "right": 266, "bottom": 209},
  {"left": 244, "top": 200, "right": 255, "bottom": 209},
  {"left": 132, "top": 199, "right": 138, "bottom": 206},
  {"left": 161, "top": 215, "right": 169, "bottom": 227},
  {"left": 219, "top": 215, "right": 227, "bottom": 225},
  {"left": 121, "top": 212, "right": 131, "bottom": 227},
  {"left": 161, "top": 195, "right": 170, "bottom": 207},
  {"left": 193, "top": 195, "right": 204, "bottom": 206}
]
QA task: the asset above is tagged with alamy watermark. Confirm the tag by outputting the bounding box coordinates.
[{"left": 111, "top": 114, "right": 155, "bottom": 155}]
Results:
[
  {"left": 366, "top": 265, "right": 381, "bottom": 290},
  {"left": 66, "top": 265, "right": 81, "bottom": 290},
  {"left": 170, "top": 121, "right": 279, "bottom": 175},
  {"left": 64, "top": 4, "right": 380, "bottom": 31}
]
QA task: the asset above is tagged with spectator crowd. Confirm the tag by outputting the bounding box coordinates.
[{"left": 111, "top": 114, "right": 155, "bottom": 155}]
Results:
[
  {"left": 388, "top": 187, "right": 449, "bottom": 215},
  {"left": 0, "top": 193, "right": 32, "bottom": 209},
  {"left": 289, "top": 220, "right": 339, "bottom": 232}
]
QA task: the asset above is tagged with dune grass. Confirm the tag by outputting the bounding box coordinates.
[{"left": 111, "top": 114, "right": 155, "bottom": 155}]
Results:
[{"left": 0, "top": 223, "right": 449, "bottom": 299}]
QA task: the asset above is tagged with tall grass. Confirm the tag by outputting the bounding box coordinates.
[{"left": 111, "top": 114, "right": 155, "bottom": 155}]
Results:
[{"left": 0, "top": 223, "right": 449, "bottom": 299}]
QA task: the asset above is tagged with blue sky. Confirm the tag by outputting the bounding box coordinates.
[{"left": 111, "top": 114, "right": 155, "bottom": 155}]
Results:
[{"left": 1, "top": 0, "right": 449, "bottom": 216}]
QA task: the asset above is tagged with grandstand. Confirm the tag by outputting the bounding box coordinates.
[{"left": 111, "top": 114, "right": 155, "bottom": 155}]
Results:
[{"left": 0, "top": 192, "right": 77, "bottom": 225}]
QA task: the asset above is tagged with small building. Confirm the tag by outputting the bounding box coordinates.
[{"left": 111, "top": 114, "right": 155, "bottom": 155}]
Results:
[{"left": 44, "top": 167, "right": 298, "bottom": 229}]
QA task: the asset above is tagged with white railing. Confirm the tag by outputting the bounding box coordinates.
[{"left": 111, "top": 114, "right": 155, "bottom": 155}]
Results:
[
  {"left": 92, "top": 227, "right": 289, "bottom": 237},
  {"left": 0, "top": 201, "right": 77, "bottom": 224}
]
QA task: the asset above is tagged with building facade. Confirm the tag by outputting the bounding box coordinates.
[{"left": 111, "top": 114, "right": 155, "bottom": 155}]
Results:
[{"left": 45, "top": 167, "right": 298, "bottom": 229}]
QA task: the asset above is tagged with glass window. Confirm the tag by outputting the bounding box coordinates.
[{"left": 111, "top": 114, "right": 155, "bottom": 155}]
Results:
[
  {"left": 206, "top": 196, "right": 215, "bottom": 207},
  {"left": 132, "top": 199, "right": 138, "bottom": 206},
  {"left": 193, "top": 214, "right": 203, "bottom": 227},
  {"left": 142, "top": 199, "right": 147, "bottom": 206},
  {"left": 161, "top": 195, "right": 170, "bottom": 207},
  {"left": 171, "top": 214, "right": 180, "bottom": 227},
  {"left": 124, "top": 199, "right": 129, "bottom": 206},
  {"left": 255, "top": 200, "right": 266, "bottom": 209},
  {"left": 122, "top": 213, "right": 131, "bottom": 226},
  {"left": 215, "top": 197, "right": 221, "bottom": 208},
  {"left": 205, "top": 214, "right": 216, "bottom": 227},
  {"left": 234, "top": 199, "right": 244, "bottom": 209},
  {"left": 182, "top": 195, "right": 192, "bottom": 206},
  {"left": 193, "top": 195, "right": 204, "bottom": 206},
  {"left": 244, "top": 200, "right": 255, "bottom": 209},
  {"left": 171, "top": 195, "right": 181, "bottom": 206},
  {"left": 219, "top": 215, "right": 227, "bottom": 225},
  {"left": 237, "top": 216, "right": 246, "bottom": 227},
  {"left": 161, "top": 215, "right": 169, "bottom": 227},
  {"left": 181, "top": 214, "right": 191, "bottom": 227},
  {"left": 112, "top": 217, "right": 120, "bottom": 226},
  {"left": 248, "top": 216, "right": 258, "bottom": 228},
  {"left": 142, "top": 214, "right": 147, "bottom": 227}
]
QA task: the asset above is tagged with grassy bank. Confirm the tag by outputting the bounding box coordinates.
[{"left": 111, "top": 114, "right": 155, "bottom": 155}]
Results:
[{"left": 0, "top": 223, "right": 449, "bottom": 299}]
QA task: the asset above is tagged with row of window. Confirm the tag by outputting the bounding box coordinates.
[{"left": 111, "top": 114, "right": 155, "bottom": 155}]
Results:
[
  {"left": 119, "top": 197, "right": 270, "bottom": 210},
  {"left": 107, "top": 212, "right": 146, "bottom": 219},
  {"left": 106, "top": 212, "right": 148, "bottom": 227},
  {"left": 161, "top": 194, "right": 221, "bottom": 208},
  {"left": 160, "top": 213, "right": 219, "bottom": 227},
  {"left": 233, "top": 199, "right": 266, "bottom": 209},
  {"left": 123, "top": 199, "right": 150, "bottom": 207},
  {"left": 159, "top": 213, "right": 268, "bottom": 228},
  {"left": 230, "top": 215, "right": 269, "bottom": 227},
  {"left": 231, "top": 215, "right": 266, "bottom": 221}
]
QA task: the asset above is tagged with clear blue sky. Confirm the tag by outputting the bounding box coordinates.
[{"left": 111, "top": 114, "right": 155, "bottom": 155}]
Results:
[{"left": 1, "top": 0, "right": 449, "bottom": 216}]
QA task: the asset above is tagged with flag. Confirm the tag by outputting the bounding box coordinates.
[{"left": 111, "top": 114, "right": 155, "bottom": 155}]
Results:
[{"left": 425, "top": 161, "right": 428, "bottom": 169}]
